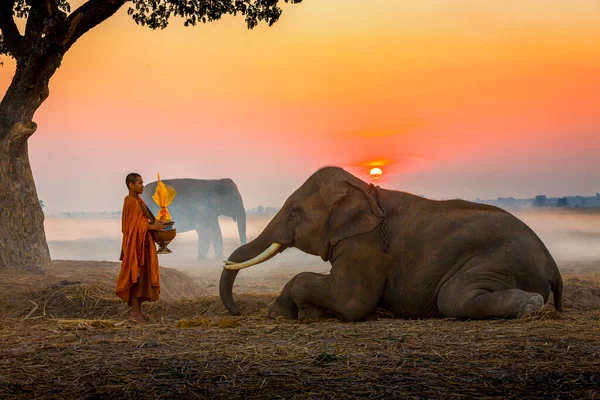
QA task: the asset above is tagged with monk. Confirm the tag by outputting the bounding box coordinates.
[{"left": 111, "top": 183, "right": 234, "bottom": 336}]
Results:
[{"left": 116, "top": 173, "right": 168, "bottom": 323}]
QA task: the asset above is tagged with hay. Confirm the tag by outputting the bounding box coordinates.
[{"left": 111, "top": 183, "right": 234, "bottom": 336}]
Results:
[
  {"left": 176, "top": 318, "right": 239, "bottom": 328},
  {"left": 56, "top": 319, "right": 123, "bottom": 330},
  {"left": 1, "top": 309, "right": 599, "bottom": 399},
  {"left": 0, "top": 260, "right": 207, "bottom": 321},
  {"left": 0, "top": 260, "right": 599, "bottom": 398}
]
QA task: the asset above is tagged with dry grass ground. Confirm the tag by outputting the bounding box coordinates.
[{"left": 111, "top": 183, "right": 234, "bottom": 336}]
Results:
[{"left": 1, "top": 259, "right": 599, "bottom": 399}]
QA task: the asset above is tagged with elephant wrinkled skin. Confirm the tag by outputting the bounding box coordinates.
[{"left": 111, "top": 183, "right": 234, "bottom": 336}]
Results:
[
  {"left": 220, "top": 167, "right": 563, "bottom": 321},
  {"left": 143, "top": 178, "right": 246, "bottom": 261}
]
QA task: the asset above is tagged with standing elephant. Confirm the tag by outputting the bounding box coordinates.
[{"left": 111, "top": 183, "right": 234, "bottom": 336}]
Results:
[
  {"left": 142, "top": 178, "right": 246, "bottom": 261},
  {"left": 220, "top": 167, "right": 563, "bottom": 321}
]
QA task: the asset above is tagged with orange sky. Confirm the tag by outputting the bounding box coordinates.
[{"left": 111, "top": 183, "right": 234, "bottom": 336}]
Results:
[{"left": 1, "top": 0, "right": 599, "bottom": 212}]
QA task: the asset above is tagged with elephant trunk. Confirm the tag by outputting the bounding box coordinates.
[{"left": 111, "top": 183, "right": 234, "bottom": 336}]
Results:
[
  {"left": 219, "top": 269, "right": 241, "bottom": 315},
  {"left": 219, "top": 208, "right": 291, "bottom": 315},
  {"left": 219, "top": 229, "right": 280, "bottom": 315}
]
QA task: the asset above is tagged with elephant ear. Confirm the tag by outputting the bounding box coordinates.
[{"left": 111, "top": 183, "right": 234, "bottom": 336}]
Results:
[{"left": 329, "top": 181, "right": 384, "bottom": 247}]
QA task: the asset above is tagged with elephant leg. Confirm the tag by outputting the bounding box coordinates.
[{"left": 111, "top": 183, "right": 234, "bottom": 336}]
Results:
[
  {"left": 196, "top": 227, "right": 210, "bottom": 261},
  {"left": 266, "top": 275, "right": 299, "bottom": 319},
  {"left": 271, "top": 270, "right": 383, "bottom": 322},
  {"left": 437, "top": 268, "right": 547, "bottom": 319}
]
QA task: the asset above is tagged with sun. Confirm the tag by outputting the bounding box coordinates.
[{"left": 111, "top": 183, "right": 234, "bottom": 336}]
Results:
[{"left": 369, "top": 167, "right": 383, "bottom": 180}]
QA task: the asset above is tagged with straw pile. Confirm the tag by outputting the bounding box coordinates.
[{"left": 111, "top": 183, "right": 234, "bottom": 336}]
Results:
[
  {"left": 1, "top": 260, "right": 599, "bottom": 399},
  {"left": 0, "top": 260, "right": 207, "bottom": 321}
]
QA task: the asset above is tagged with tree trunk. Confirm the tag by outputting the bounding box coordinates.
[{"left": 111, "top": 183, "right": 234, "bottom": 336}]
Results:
[
  {"left": 0, "top": 121, "right": 50, "bottom": 272},
  {"left": 0, "top": 54, "right": 64, "bottom": 272}
]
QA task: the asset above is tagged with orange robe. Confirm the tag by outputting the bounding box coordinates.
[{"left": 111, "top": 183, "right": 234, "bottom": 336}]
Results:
[{"left": 116, "top": 194, "right": 160, "bottom": 305}]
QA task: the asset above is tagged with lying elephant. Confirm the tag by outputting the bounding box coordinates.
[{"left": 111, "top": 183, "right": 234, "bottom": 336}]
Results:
[{"left": 220, "top": 167, "right": 563, "bottom": 321}]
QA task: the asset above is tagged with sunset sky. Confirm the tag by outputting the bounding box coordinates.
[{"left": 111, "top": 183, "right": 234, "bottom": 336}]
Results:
[{"left": 1, "top": 0, "right": 599, "bottom": 213}]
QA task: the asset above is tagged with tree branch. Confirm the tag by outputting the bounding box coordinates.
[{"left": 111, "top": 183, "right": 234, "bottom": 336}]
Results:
[
  {"left": 0, "top": 0, "right": 24, "bottom": 57},
  {"left": 60, "top": 11, "right": 81, "bottom": 46},
  {"left": 25, "top": 1, "right": 48, "bottom": 42},
  {"left": 58, "top": 0, "right": 127, "bottom": 51}
]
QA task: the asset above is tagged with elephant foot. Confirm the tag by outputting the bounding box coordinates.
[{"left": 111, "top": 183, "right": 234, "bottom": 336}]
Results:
[
  {"left": 266, "top": 299, "right": 298, "bottom": 319},
  {"left": 517, "top": 294, "right": 545, "bottom": 318}
]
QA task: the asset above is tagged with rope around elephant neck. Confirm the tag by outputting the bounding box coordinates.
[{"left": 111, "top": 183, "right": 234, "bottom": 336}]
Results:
[{"left": 369, "top": 183, "right": 390, "bottom": 253}]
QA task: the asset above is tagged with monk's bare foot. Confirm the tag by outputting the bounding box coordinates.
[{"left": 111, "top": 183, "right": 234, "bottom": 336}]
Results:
[
  {"left": 139, "top": 307, "right": 150, "bottom": 321},
  {"left": 130, "top": 313, "right": 147, "bottom": 324}
]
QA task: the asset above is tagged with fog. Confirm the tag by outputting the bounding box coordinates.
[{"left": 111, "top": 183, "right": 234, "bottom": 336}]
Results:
[
  {"left": 45, "top": 209, "right": 600, "bottom": 277},
  {"left": 510, "top": 210, "right": 600, "bottom": 265},
  {"left": 45, "top": 215, "right": 329, "bottom": 277}
]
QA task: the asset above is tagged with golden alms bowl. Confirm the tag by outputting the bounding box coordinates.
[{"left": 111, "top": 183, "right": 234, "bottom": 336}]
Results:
[{"left": 151, "top": 221, "right": 176, "bottom": 254}]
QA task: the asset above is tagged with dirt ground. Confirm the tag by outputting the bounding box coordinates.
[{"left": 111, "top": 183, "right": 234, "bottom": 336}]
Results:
[{"left": 1, "top": 212, "right": 600, "bottom": 399}]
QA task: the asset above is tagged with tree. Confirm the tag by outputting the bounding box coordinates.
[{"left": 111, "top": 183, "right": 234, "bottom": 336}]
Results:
[
  {"left": 556, "top": 197, "right": 569, "bottom": 207},
  {"left": 533, "top": 195, "right": 547, "bottom": 207},
  {"left": 0, "top": 0, "right": 301, "bottom": 272}
]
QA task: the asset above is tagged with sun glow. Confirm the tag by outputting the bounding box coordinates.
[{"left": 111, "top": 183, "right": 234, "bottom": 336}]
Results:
[{"left": 369, "top": 167, "right": 383, "bottom": 180}]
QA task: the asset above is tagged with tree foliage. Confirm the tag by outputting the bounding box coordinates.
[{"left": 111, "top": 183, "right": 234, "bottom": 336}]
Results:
[
  {"left": 0, "top": 0, "right": 301, "bottom": 64},
  {"left": 127, "top": 0, "right": 301, "bottom": 30}
]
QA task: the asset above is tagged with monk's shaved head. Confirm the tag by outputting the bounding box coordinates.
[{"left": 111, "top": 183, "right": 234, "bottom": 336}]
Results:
[{"left": 126, "top": 173, "right": 141, "bottom": 188}]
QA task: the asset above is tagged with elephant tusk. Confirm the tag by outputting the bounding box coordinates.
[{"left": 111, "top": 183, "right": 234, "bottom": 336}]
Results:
[{"left": 223, "top": 243, "right": 282, "bottom": 270}]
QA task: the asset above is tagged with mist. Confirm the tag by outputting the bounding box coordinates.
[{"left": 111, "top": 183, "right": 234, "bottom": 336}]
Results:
[
  {"left": 45, "top": 209, "right": 600, "bottom": 278},
  {"left": 510, "top": 209, "right": 600, "bottom": 265}
]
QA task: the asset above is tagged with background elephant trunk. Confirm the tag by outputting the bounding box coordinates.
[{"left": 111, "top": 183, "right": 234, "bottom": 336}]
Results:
[
  {"left": 220, "top": 187, "right": 247, "bottom": 246},
  {"left": 237, "top": 207, "right": 247, "bottom": 245}
]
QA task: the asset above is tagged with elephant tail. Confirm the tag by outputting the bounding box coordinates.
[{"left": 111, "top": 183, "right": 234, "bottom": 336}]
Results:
[{"left": 551, "top": 274, "right": 564, "bottom": 312}]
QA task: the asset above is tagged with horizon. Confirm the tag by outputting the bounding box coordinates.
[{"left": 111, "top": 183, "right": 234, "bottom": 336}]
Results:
[
  {"left": 43, "top": 190, "right": 600, "bottom": 215},
  {"left": 1, "top": 0, "right": 599, "bottom": 214}
]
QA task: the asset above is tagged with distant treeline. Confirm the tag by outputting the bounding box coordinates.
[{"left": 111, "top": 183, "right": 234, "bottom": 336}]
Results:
[
  {"left": 43, "top": 193, "right": 600, "bottom": 218},
  {"left": 478, "top": 193, "right": 600, "bottom": 210},
  {"left": 246, "top": 206, "right": 280, "bottom": 216}
]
